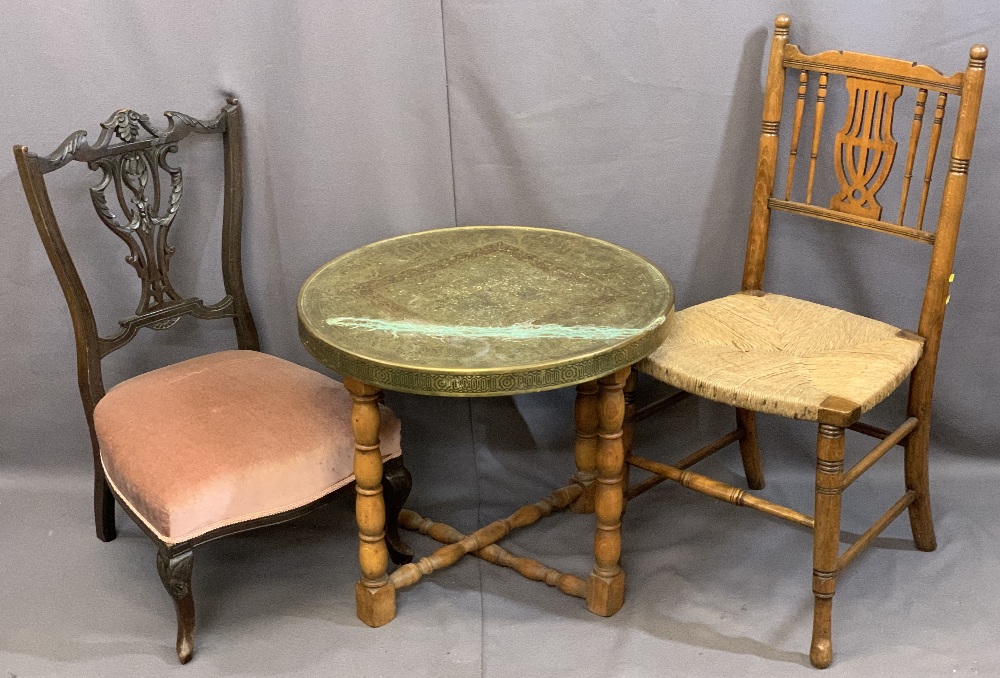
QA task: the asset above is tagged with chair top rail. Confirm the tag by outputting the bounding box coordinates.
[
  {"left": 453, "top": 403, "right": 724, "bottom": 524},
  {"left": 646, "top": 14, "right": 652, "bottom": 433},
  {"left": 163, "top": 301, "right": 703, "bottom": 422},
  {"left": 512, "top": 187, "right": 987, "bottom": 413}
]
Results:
[
  {"left": 30, "top": 107, "right": 230, "bottom": 175},
  {"left": 783, "top": 44, "right": 965, "bottom": 95}
]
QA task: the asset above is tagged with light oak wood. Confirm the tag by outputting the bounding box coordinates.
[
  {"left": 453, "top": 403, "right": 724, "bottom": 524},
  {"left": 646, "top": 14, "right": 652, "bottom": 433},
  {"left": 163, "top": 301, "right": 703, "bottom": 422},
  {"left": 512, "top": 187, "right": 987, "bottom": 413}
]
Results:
[
  {"left": 626, "top": 428, "right": 741, "bottom": 501},
  {"left": 786, "top": 70, "right": 810, "bottom": 201},
  {"left": 571, "top": 380, "right": 600, "bottom": 513},
  {"left": 811, "top": 424, "right": 845, "bottom": 669},
  {"left": 627, "top": 453, "right": 815, "bottom": 529},
  {"left": 842, "top": 417, "right": 919, "bottom": 488},
  {"left": 917, "top": 93, "right": 948, "bottom": 230},
  {"left": 898, "top": 89, "right": 928, "bottom": 225},
  {"left": 805, "top": 72, "right": 828, "bottom": 205},
  {"left": 736, "top": 408, "right": 765, "bottom": 490},
  {"left": 629, "top": 17, "right": 987, "bottom": 668},
  {"left": 389, "top": 484, "right": 582, "bottom": 590},
  {"left": 587, "top": 367, "right": 630, "bottom": 616},
  {"left": 399, "top": 506, "right": 587, "bottom": 598},
  {"left": 344, "top": 377, "right": 396, "bottom": 627}
]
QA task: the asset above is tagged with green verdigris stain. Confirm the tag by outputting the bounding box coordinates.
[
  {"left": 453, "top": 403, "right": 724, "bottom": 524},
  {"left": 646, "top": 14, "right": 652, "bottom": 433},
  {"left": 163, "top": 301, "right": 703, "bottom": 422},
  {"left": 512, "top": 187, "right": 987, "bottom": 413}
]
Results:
[{"left": 325, "top": 316, "right": 659, "bottom": 341}]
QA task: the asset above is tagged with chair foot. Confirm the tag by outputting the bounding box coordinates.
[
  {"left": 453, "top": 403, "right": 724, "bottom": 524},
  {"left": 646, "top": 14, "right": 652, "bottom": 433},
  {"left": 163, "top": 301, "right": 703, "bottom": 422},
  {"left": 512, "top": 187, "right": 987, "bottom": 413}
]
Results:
[
  {"left": 810, "top": 596, "right": 833, "bottom": 668},
  {"left": 383, "top": 461, "right": 414, "bottom": 565},
  {"left": 94, "top": 473, "right": 117, "bottom": 542},
  {"left": 156, "top": 549, "right": 195, "bottom": 664},
  {"left": 908, "top": 495, "right": 937, "bottom": 551}
]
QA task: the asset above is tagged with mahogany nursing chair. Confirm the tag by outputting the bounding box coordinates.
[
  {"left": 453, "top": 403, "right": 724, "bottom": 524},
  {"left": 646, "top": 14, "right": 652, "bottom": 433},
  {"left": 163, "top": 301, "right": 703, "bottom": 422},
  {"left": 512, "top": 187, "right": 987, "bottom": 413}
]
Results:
[
  {"left": 14, "top": 99, "right": 413, "bottom": 663},
  {"left": 625, "top": 16, "right": 986, "bottom": 668}
]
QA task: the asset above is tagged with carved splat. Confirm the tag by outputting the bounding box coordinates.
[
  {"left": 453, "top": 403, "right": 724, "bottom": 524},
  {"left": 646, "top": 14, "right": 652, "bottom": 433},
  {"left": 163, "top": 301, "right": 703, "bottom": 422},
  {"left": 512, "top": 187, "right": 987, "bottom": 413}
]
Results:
[
  {"left": 830, "top": 77, "right": 903, "bottom": 219},
  {"left": 88, "top": 110, "right": 185, "bottom": 322}
]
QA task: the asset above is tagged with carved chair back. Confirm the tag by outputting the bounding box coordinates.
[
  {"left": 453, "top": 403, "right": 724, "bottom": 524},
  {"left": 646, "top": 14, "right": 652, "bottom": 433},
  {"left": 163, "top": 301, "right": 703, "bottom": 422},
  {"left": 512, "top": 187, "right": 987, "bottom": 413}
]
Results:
[
  {"left": 14, "top": 99, "right": 259, "bottom": 434},
  {"left": 742, "top": 16, "right": 987, "bottom": 416}
]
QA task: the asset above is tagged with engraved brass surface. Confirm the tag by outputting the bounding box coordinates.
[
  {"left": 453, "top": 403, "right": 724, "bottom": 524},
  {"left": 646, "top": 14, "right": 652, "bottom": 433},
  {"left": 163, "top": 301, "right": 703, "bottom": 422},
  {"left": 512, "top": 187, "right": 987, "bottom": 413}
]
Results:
[{"left": 298, "top": 226, "right": 673, "bottom": 396}]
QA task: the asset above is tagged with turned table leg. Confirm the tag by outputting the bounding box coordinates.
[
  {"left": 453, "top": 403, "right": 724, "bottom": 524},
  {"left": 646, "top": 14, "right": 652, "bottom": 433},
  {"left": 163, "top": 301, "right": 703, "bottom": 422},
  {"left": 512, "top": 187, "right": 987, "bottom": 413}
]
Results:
[
  {"left": 344, "top": 377, "right": 396, "bottom": 627},
  {"left": 570, "top": 380, "right": 600, "bottom": 513},
  {"left": 586, "top": 366, "right": 630, "bottom": 616}
]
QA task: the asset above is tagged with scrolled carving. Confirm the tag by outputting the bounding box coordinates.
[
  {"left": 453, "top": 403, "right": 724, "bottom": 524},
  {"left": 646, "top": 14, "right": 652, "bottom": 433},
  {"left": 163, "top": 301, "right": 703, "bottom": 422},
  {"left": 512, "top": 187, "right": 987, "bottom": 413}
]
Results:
[
  {"left": 164, "top": 110, "right": 226, "bottom": 135},
  {"left": 156, "top": 550, "right": 193, "bottom": 600},
  {"left": 88, "top": 141, "right": 185, "bottom": 316},
  {"left": 99, "top": 108, "right": 163, "bottom": 143}
]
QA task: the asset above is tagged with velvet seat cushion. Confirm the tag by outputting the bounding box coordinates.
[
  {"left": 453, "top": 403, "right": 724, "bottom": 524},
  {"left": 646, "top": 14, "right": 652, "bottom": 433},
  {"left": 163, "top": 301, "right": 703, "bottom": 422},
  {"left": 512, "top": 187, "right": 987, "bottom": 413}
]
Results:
[
  {"left": 94, "top": 350, "right": 402, "bottom": 545},
  {"left": 639, "top": 292, "right": 925, "bottom": 422}
]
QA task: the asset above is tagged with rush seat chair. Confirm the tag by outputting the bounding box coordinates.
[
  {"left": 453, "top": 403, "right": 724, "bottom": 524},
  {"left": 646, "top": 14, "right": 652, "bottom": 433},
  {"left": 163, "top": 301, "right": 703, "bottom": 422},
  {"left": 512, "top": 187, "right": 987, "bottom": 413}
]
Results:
[{"left": 626, "top": 16, "right": 986, "bottom": 668}]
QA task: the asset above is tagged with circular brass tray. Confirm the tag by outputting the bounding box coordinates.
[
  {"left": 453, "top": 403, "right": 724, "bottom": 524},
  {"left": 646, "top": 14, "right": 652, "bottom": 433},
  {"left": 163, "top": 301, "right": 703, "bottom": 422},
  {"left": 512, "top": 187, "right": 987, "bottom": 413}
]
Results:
[{"left": 298, "top": 225, "right": 673, "bottom": 396}]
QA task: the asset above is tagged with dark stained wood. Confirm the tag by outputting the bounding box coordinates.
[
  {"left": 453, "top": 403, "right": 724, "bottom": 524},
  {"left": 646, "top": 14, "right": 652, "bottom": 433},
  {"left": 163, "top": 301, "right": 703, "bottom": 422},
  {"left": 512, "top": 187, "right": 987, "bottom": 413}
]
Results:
[
  {"left": 14, "top": 100, "right": 413, "bottom": 662},
  {"left": 156, "top": 549, "right": 195, "bottom": 665},
  {"left": 383, "top": 459, "right": 415, "bottom": 565}
]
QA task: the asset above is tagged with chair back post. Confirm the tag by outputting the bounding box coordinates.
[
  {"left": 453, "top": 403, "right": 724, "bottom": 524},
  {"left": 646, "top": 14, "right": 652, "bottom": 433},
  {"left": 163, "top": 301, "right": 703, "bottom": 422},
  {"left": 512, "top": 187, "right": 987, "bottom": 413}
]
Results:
[
  {"left": 219, "top": 99, "right": 260, "bottom": 351},
  {"left": 741, "top": 14, "right": 791, "bottom": 292},
  {"left": 13, "top": 98, "right": 260, "bottom": 441},
  {"left": 14, "top": 145, "right": 107, "bottom": 417},
  {"left": 908, "top": 46, "right": 988, "bottom": 415}
]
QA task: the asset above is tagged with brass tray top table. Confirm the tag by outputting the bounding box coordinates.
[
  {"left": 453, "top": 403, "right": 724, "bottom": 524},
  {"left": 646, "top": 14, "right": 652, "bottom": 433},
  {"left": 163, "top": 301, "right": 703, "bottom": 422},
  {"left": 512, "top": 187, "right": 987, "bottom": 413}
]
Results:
[{"left": 298, "top": 225, "right": 673, "bottom": 626}]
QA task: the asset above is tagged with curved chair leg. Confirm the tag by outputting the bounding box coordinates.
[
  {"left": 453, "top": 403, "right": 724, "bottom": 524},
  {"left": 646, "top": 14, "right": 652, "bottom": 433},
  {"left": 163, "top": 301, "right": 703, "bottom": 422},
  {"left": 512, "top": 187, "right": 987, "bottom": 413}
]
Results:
[
  {"left": 811, "top": 423, "right": 845, "bottom": 669},
  {"left": 735, "top": 408, "right": 765, "bottom": 490},
  {"left": 383, "top": 461, "right": 414, "bottom": 565},
  {"left": 156, "top": 549, "right": 195, "bottom": 664},
  {"left": 94, "top": 470, "right": 117, "bottom": 542},
  {"left": 903, "top": 422, "right": 937, "bottom": 551}
]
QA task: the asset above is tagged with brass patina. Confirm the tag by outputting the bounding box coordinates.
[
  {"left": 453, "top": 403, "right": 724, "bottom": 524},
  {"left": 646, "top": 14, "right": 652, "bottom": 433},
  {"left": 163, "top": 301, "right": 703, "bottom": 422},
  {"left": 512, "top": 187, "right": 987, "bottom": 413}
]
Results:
[{"left": 298, "top": 225, "right": 674, "bottom": 396}]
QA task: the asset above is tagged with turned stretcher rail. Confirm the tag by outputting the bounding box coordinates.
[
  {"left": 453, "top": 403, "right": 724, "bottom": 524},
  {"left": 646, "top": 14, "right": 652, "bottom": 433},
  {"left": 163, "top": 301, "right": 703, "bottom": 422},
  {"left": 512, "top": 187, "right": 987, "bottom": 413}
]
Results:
[
  {"left": 399, "top": 509, "right": 587, "bottom": 598},
  {"left": 389, "top": 483, "right": 582, "bottom": 590}
]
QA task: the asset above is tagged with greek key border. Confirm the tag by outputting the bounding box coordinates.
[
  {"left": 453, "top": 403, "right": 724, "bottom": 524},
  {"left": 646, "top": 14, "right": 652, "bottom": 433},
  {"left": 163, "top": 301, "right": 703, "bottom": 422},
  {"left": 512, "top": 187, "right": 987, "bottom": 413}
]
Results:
[{"left": 300, "top": 318, "right": 671, "bottom": 397}]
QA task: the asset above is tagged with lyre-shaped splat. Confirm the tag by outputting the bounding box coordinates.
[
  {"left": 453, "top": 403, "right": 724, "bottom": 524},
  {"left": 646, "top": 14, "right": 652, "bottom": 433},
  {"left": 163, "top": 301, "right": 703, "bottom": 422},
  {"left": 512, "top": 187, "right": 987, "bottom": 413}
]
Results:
[
  {"left": 830, "top": 77, "right": 903, "bottom": 219},
  {"left": 88, "top": 110, "right": 185, "bottom": 324}
]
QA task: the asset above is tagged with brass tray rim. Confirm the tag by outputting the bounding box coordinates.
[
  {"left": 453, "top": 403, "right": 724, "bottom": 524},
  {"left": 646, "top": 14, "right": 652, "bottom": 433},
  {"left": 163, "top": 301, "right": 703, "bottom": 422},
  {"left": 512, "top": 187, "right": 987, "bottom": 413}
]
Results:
[{"left": 296, "top": 225, "right": 674, "bottom": 395}]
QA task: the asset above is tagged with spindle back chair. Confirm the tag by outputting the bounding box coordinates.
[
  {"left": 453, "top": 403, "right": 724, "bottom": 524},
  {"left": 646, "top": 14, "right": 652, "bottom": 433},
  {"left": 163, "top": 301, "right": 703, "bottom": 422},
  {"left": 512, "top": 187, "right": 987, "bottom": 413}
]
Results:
[{"left": 628, "top": 15, "right": 986, "bottom": 668}]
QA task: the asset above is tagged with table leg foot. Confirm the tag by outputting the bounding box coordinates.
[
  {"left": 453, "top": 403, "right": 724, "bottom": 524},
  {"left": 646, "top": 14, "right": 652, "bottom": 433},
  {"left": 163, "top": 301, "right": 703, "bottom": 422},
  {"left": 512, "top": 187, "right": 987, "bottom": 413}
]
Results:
[
  {"left": 356, "top": 581, "right": 396, "bottom": 627},
  {"left": 586, "top": 570, "right": 625, "bottom": 617}
]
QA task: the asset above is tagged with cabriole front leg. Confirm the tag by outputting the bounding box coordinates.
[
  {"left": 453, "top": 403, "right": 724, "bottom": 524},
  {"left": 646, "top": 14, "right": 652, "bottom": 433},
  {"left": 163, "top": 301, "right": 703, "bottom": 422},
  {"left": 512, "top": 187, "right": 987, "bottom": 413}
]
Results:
[
  {"left": 586, "top": 366, "right": 630, "bottom": 617},
  {"left": 156, "top": 548, "right": 195, "bottom": 664},
  {"left": 344, "top": 377, "right": 396, "bottom": 627}
]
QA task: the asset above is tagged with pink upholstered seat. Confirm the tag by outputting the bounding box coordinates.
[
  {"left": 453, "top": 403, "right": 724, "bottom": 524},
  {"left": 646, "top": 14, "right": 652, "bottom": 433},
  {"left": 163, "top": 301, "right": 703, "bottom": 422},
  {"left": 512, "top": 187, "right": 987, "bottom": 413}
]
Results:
[{"left": 94, "top": 350, "right": 402, "bottom": 545}]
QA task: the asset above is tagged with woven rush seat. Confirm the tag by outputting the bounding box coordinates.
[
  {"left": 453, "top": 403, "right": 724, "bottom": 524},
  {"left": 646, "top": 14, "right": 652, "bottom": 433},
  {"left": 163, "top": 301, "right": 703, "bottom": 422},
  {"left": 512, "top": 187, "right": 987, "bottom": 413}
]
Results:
[
  {"left": 95, "top": 350, "right": 402, "bottom": 545},
  {"left": 638, "top": 292, "right": 924, "bottom": 421}
]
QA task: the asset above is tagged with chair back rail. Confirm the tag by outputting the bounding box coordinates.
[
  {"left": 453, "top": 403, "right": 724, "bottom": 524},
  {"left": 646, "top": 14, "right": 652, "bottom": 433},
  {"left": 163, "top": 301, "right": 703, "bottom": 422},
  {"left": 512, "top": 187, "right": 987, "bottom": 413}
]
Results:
[
  {"left": 13, "top": 99, "right": 259, "bottom": 425},
  {"left": 741, "top": 16, "right": 986, "bottom": 418}
]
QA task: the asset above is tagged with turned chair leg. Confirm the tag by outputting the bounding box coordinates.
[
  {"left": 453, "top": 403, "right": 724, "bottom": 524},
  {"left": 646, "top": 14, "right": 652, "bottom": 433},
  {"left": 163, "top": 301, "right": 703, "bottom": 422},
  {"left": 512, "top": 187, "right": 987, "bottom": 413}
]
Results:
[
  {"left": 903, "top": 421, "right": 937, "bottom": 551},
  {"left": 811, "top": 423, "right": 845, "bottom": 669},
  {"left": 94, "top": 470, "right": 117, "bottom": 542},
  {"left": 383, "top": 461, "right": 415, "bottom": 565},
  {"left": 735, "top": 408, "right": 765, "bottom": 490},
  {"left": 156, "top": 549, "right": 195, "bottom": 664}
]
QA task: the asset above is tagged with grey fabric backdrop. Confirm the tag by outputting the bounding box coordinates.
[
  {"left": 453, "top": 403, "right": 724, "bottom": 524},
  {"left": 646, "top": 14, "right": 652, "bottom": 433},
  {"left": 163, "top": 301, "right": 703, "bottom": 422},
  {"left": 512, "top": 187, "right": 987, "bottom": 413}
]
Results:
[{"left": 2, "top": 1, "right": 998, "bottom": 676}]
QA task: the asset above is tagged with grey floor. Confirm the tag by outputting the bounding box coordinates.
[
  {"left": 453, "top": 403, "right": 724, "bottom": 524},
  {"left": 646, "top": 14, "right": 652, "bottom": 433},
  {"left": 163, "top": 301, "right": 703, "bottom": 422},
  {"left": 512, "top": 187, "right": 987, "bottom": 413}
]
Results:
[{"left": 2, "top": 380, "right": 997, "bottom": 677}]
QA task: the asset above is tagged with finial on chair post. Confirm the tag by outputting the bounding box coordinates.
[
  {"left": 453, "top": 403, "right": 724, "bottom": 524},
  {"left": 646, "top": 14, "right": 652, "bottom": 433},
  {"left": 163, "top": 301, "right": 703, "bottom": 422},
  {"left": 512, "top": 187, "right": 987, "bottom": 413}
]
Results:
[
  {"left": 969, "top": 44, "right": 988, "bottom": 68},
  {"left": 774, "top": 14, "right": 791, "bottom": 35}
]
